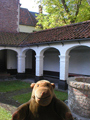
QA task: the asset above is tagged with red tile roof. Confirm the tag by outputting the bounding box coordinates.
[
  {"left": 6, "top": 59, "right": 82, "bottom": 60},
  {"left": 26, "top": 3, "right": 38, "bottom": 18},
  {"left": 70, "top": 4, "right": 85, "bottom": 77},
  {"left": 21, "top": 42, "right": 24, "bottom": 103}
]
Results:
[
  {"left": 0, "top": 32, "right": 29, "bottom": 46},
  {"left": 0, "top": 20, "right": 90, "bottom": 47},
  {"left": 20, "top": 20, "right": 90, "bottom": 46},
  {"left": 20, "top": 8, "right": 37, "bottom": 26}
]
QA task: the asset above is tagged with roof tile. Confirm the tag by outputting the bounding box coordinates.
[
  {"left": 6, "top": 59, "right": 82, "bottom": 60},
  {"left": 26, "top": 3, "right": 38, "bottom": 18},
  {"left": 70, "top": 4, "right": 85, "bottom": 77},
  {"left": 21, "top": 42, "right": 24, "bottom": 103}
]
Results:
[
  {"left": 0, "top": 32, "right": 29, "bottom": 46},
  {"left": 20, "top": 8, "right": 37, "bottom": 26},
  {"left": 21, "top": 20, "right": 90, "bottom": 46},
  {"left": 0, "top": 20, "right": 90, "bottom": 46}
]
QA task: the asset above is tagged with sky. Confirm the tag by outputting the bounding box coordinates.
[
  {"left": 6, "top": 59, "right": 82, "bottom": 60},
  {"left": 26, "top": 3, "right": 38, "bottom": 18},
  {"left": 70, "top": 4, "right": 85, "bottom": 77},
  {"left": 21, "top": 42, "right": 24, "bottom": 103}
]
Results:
[{"left": 20, "top": 0, "right": 40, "bottom": 12}]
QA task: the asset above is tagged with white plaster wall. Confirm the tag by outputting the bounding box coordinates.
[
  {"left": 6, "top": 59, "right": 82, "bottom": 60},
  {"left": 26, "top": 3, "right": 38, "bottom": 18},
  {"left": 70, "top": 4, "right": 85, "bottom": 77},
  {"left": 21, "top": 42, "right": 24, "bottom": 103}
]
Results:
[
  {"left": 25, "top": 50, "right": 32, "bottom": 69},
  {"left": 7, "top": 50, "right": 17, "bottom": 69},
  {"left": 69, "top": 48, "right": 90, "bottom": 75},
  {"left": 0, "top": 40, "right": 89, "bottom": 79},
  {"left": 19, "top": 25, "right": 39, "bottom": 33},
  {"left": 43, "top": 49, "right": 60, "bottom": 72}
]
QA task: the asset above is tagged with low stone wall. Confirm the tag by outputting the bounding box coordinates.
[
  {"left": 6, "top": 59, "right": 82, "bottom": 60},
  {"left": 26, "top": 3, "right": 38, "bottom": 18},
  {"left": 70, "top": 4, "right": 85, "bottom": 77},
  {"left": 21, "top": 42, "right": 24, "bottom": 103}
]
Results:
[{"left": 67, "top": 77, "right": 90, "bottom": 120}]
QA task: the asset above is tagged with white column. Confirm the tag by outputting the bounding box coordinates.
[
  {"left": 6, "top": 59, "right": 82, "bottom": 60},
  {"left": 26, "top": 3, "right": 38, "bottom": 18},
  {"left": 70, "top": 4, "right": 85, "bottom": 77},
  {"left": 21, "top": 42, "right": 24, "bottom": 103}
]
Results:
[
  {"left": 35, "top": 55, "right": 44, "bottom": 76},
  {"left": 17, "top": 55, "right": 26, "bottom": 73},
  {"left": 59, "top": 54, "right": 70, "bottom": 80}
]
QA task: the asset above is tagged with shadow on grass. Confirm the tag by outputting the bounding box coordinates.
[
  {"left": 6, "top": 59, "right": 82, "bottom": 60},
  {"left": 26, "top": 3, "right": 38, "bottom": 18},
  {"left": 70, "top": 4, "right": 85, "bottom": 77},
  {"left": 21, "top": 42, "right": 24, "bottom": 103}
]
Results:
[{"left": 0, "top": 88, "right": 32, "bottom": 107}]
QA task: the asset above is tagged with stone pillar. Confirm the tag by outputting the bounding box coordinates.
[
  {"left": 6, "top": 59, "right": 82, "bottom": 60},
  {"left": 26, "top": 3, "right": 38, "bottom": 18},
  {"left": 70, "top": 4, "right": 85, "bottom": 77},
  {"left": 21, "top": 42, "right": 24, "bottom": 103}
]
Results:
[
  {"left": 17, "top": 55, "right": 26, "bottom": 79},
  {"left": 58, "top": 54, "right": 70, "bottom": 90},
  {"left": 35, "top": 55, "right": 44, "bottom": 82}
]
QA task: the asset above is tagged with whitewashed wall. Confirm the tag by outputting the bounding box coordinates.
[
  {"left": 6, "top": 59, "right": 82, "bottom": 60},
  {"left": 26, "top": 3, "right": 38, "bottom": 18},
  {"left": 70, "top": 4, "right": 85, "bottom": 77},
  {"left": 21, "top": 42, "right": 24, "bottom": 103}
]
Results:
[
  {"left": 69, "top": 47, "right": 90, "bottom": 75},
  {"left": 43, "top": 48, "right": 60, "bottom": 72},
  {"left": 0, "top": 46, "right": 90, "bottom": 76},
  {"left": 7, "top": 49, "right": 33, "bottom": 70},
  {"left": 43, "top": 46, "right": 90, "bottom": 76},
  {"left": 25, "top": 50, "right": 32, "bottom": 69},
  {"left": 0, "top": 40, "right": 90, "bottom": 80},
  {"left": 19, "top": 25, "right": 40, "bottom": 33},
  {"left": 7, "top": 50, "right": 17, "bottom": 69}
]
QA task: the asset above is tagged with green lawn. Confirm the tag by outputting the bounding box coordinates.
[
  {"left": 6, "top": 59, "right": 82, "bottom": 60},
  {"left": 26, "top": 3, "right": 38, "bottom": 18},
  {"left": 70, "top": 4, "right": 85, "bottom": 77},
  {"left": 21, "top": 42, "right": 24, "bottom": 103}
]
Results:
[
  {"left": 0, "top": 80, "right": 30, "bottom": 92},
  {"left": 54, "top": 90, "right": 68, "bottom": 101},
  {"left": 13, "top": 90, "right": 68, "bottom": 104},
  {"left": 0, "top": 107, "right": 12, "bottom": 120},
  {"left": 13, "top": 92, "right": 32, "bottom": 104}
]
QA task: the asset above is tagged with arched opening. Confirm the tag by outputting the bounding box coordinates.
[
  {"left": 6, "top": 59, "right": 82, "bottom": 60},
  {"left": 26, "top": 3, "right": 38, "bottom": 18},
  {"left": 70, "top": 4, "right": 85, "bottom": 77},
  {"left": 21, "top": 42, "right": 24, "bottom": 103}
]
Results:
[
  {"left": 43, "top": 48, "right": 60, "bottom": 81},
  {"left": 25, "top": 49, "right": 36, "bottom": 77},
  {"left": 0, "top": 49, "right": 17, "bottom": 76},
  {"left": 0, "top": 50, "right": 7, "bottom": 72},
  {"left": 69, "top": 46, "right": 90, "bottom": 77}
]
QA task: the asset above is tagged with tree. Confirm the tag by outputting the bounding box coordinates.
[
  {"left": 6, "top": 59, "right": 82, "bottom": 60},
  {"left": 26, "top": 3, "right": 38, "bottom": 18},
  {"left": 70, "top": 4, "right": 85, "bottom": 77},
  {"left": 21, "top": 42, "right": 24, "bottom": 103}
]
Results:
[{"left": 36, "top": 0, "right": 90, "bottom": 29}]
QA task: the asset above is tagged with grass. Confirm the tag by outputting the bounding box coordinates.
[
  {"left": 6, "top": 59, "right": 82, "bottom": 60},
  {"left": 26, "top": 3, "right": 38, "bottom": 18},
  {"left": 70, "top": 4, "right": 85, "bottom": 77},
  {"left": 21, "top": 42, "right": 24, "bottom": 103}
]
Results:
[
  {"left": 54, "top": 90, "right": 68, "bottom": 101},
  {"left": 12, "top": 90, "right": 68, "bottom": 104},
  {"left": 0, "top": 80, "right": 30, "bottom": 92},
  {"left": 0, "top": 107, "right": 12, "bottom": 120},
  {"left": 12, "top": 92, "right": 32, "bottom": 104}
]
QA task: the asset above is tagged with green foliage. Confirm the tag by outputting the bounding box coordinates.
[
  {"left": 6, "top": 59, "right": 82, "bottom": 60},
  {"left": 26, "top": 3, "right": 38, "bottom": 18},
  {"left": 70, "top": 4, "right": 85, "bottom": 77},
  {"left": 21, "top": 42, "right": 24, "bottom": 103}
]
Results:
[
  {"left": 36, "top": 0, "right": 90, "bottom": 29},
  {"left": 0, "top": 107, "right": 11, "bottom": 120},
  {"left": 76, "top": 1, "right": 90, "bottom": 22},
  {"left": 0, "top": 81, "right": 30, "bottom": 92}
]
